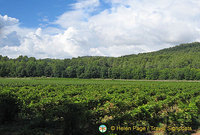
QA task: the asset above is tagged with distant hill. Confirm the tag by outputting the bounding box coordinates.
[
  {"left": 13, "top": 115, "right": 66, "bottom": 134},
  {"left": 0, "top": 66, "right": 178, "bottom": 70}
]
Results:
[
  {"left": 157, "top": 42, "right": 200, "bottom": 53},
  {"left": 1, "top": 42, "right": 200, "bottom": 80}
]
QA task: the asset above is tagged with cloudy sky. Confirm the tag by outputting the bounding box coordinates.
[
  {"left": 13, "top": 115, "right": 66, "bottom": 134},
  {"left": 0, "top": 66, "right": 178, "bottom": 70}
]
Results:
[{"left": 0, "top": 0, "right": 200, "bottom": 58}]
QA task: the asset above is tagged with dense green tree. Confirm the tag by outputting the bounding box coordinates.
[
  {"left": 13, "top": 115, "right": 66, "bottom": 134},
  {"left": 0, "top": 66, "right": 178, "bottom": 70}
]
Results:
[
  {"left": 84, "top": 65, "right": 100, "bottom": 78},
  {"left": 175, "top": 69, "right": 185, "bottom": 80},
  {"left": 16, "top": 65, "right": 27, "bottom": 77},
  {"left": 0, "top": 63, "right": 9, "bottom": 77},
  {"left": 100, "top": 66, "right": 108, "bottom": 78},
  {"left": 44, "top": 65, "right": 52, "bottom": 77},
  {"left": 146, "top": 69, "right": 159, "bottom": 80},
  {"left": 1, "top": 42, "right": 200, "bottom": 80},
  {"left": 35, "top": 61, "right": 46, "bottom": 76},
  {"left": 65, "top": 66, "right": 76, "bottom": 78},
  {"left": 111, "top": 67, "right": 121, "bottom": 79},
  {"left": 159, "top": 69, "right": 170, "bottom": 80},
  {"left": 26, "top": 61, "right": 36, "bottom": 77},
  {"left": 76, "top": 66, "right": 85, "bottom": 78}
]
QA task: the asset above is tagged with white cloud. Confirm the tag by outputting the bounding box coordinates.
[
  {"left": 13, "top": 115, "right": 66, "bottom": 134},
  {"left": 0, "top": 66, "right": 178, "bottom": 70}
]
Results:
[
  {"left": 1, "top": 27, "right": 86, "bottom": 58},
  {"left": 54, "top": 10, "right": 88, "bottom": 29},
  {"left": 72, "top": 0, "right": 100, "bottom": 11},
  {"left": 1, "top": 0, "right": 200, "bottom": 58},
  {"left": 0, "top": 15, "right": 19, "bottom": 28}
]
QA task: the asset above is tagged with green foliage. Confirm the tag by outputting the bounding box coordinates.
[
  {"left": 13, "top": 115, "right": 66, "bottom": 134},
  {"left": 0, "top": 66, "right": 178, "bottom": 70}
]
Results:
[
  {"left": 0, "top": 90, "right": 20, "bottom": 124},
  {"left": 1, "top": 42, "right": 200, "bottom": 80},
  {"left": 0, "top": 78, "right": 199, "bottom": 134}
]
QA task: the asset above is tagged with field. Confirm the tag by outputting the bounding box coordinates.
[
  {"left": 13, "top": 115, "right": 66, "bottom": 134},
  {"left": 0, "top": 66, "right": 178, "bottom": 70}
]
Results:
[{"left": 0, "top": 78, "right": 199, "bottom": 135}]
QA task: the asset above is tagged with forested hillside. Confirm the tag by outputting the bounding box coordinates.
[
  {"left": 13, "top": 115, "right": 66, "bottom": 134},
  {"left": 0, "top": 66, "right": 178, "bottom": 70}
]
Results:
[{"left": 1, "top": 42, "right": 200, "bottom": 80}]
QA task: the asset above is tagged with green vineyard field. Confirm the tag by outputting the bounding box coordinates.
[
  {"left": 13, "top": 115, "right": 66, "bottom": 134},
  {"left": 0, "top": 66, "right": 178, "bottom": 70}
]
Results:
[{"left": 0, "top": 78, "right": 199, "bottom": 135}]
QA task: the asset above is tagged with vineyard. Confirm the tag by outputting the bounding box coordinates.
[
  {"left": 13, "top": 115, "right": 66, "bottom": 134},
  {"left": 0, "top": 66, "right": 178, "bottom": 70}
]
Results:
[{"left": 0, "top": 78, "right": 199, "bottom": 135}]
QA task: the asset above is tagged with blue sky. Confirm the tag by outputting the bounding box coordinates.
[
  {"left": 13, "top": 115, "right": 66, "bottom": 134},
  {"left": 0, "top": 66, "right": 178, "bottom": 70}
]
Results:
[
  {"left": 0, "top": 0, "right": 77, "bottom": 27},
  {"left": 0, "top": 0, "right": 111, "bottom": 28},
  {"left": 1, "top": 0, "right": 200, "bottom": 58}
]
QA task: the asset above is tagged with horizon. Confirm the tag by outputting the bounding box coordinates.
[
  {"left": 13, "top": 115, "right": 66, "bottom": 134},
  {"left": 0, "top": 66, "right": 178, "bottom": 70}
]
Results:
[
  {"left": 0, "top": 41, "right": 199, "bottom": 59},
  {"left": 0, "top": 42, "right": 196, "bottom": 59},
  {"left": 1, "top": 0, "right": 200, "bottom": 59}
]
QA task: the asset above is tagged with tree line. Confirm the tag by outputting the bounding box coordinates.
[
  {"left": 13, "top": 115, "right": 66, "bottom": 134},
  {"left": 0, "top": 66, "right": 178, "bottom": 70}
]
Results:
[{"left": 1, "top": 42, "right": 200, "bottom": 80}]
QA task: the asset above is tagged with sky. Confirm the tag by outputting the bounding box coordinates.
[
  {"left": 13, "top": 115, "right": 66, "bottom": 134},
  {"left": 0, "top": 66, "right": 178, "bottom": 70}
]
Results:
[{"left": 0, "top": 0, "right": 200, "bottom": 59}]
